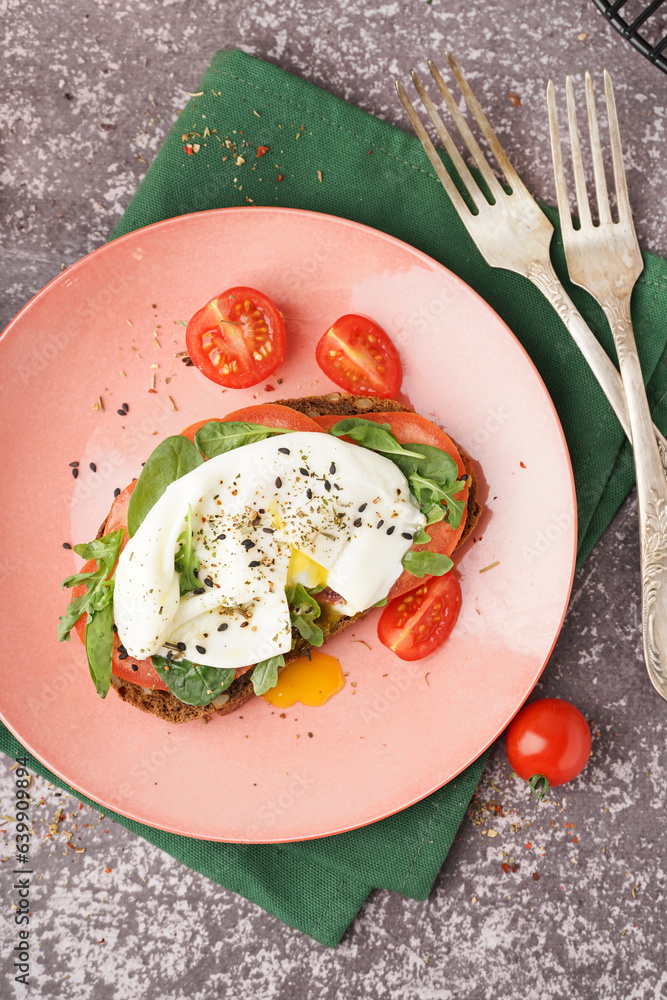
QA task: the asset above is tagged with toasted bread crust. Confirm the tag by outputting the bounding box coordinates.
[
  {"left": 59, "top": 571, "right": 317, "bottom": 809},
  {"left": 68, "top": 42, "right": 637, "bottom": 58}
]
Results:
[{"left": 104, "top": 394, "right": 483, "bottom": 722}]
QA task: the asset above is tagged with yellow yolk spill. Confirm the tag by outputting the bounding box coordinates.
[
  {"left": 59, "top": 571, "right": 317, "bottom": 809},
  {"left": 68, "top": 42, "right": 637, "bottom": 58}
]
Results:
[
  {"left": 287, "top": 548, "right": 329, "bottom": 591},
  {"left": 263, "top": 652, "right": 345, "bottom": 708}
]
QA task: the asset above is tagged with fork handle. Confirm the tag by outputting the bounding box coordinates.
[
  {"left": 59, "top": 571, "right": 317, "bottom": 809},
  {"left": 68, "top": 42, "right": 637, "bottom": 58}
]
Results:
[
  {"left": 603, "top": 300, "right": 667, "bottom": 701},
  {"left": 527, "top": 259, "right": 667, "bottom": 471}
]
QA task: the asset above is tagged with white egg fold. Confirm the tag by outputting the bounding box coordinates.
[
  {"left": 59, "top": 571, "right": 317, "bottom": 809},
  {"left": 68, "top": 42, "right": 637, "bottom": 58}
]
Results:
[{"left": 113, "top": 432, "right": 425, "bottom": 671}]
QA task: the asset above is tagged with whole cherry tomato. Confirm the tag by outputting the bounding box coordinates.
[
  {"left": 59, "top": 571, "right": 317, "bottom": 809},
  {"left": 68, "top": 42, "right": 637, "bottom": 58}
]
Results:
[{"left": 505, "top": 698, "right": 592, "bottom": 798}]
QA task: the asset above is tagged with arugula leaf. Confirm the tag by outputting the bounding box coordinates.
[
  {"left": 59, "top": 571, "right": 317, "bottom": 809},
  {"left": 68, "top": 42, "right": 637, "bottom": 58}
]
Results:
[
  {"left": 174, "top": 505, "right": 201, "bottom": 595},
  {"left": 85, "top": 602, "right": 115, "bottom": 698},
  {"left": 286, "top": 583, "right": 324, "bottom": 647},
  {"left": 401, "top": 550, "right": 454, "bottom": 578},
  {"left": 438, "top": 481, "right": 467, "bottom": 530},
  {"left": 412, "top": 526, "right": 431, "bottom": 544},
  {"left": 252, "top": 654, "right": 285, "bottom": 696},
  {"left": 425, "top": 505, "right": 446, "bottom": 526},
  {"left": 151, "top": 654, "right": 235, "bottom": 707},
  {"left": 127, "top": 435, "right": 204, "bottom": 537},
  {"left": 58, "top": 529, "right": 123, "bottom": 642},
  {"left": 328, "top": 419, "right": 425, "bottom": 459},
  {"left": 194, "top": 420, "right": 292, "bottom": 459}
]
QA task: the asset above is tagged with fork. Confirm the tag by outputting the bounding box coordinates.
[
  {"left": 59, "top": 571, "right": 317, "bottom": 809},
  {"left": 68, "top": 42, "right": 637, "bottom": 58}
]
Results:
[
  {"left": 547, "top": 71, "right": 667, "bottom": 701},
  {"left": 396, "top": 56, "right": 667, "bottom": 700},
  {"left": 395, "top": 54, "right": 667, "bottom": 472}
]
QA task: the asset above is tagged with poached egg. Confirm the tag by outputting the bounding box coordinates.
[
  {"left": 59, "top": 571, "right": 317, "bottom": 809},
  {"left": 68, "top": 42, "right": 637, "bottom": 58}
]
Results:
[{"left": 113, "top": 432, "right": 425, "bottom": 671}]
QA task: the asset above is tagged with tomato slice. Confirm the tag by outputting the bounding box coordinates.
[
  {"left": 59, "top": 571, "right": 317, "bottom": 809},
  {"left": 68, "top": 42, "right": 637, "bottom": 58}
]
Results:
[
  {"left": 186, "top": 286, "right": 286, "bottom": 389},
  {"left": 315, "top": 315, "right": 402, "bottom": 397},
  {"left": 377, "top": 573, "right": 461, "bottom": 660},
  {"left": 314, "top": 410, "right": 470, "bottom": 599}
]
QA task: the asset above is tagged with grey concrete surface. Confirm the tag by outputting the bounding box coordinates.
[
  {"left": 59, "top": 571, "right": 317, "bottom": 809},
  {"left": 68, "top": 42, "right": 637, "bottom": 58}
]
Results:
[{"left": 1, "top": 1, "right": 667, "bottom": 997}]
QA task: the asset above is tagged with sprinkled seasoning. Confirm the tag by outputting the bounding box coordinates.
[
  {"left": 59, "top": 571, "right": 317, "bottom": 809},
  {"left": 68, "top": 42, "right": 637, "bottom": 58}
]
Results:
[
  {"left": 122, "top": 402, "right": 129, "bottom": 413},
  {"left": 216, "top": 533, "right": 227, "bottom": 541},
  {"left": 118, "top": 651, "right": 128, "bottom": 660},
  {"left": 72, "top": 468, "right": 79, "bottom": 479},
  {"left": 377, "top": 520, "right": 384, "bottom": 529},
  {"left": 217, "top": 623, "right": 228, "bottom": 632},
  {"left": 275, "top": 477, "right": 282, "bottom": 488},
  {"left": 69, "top": 461, "right": 79, "bottom": 468},
  {"left": 240, "top": 621, "right": 249, "bottom": 628},
  {"left": 89, "top": 462, "right": 97, "bottom": 472},
  {"left": 358, "top": 503, "right": 367, "bottom": 512},
  {"left": 117, "top": 409, "right": 125, "bottom": 416},
  {"left": 114, "top": 488, "right": 121, "bottom": 498},
  {"left": 306, "top": 488, "right": 313, "bottom": 499},
  {"left": 241, "top": 539, "right": 256, "bottom": 550},
  {"left": 299, "top": 468, "right": 309, "bottom": 476},
  {"left": 62, "top": 542, "right": 72, "bottom": 550},
  {"left": 354, "top": 518, "right": 362, "bottom": 528},
  {"left": 324, "top": 480, "right": 331, "bottom": 491},
  {"left": 131, "top": 664, "right": 139, "bottom": 672},
  {"left": 386, "top": 525, "right": 395, "bottom": 535},
  {"left": 249, "top": 560, "right": 260, "bottom": 567},
  {"left": 193, "top": 587, "right": 205, "bottom": 595},
  {"left": 278, "top": 447, "right": 290, "bottom": 455},
  {"left": 262, "top": 527, "right": 274, "bottom": 534},
  {"left": 329, "top": 463, "right": 336, "bottom": 475},
  {"left": 402, "top": 532, "right": 412, "bottom": 540},
  {"left": 177, "top": 642, "right": 186, "bottom": 651},
  {"left": 204, "top": 577, "right": 214, "bottom": 588},
  {"left": 196, "top": 645, "right": 207, "bottom": 655},
  {"left": 460, "top": 474, "right": 469, "bottom": 481}
]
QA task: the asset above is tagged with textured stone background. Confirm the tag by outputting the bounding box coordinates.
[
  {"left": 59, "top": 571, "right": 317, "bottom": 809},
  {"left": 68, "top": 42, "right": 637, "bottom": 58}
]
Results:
[{"left": 1, "top": 1, "right": 667, "bottom": 997}]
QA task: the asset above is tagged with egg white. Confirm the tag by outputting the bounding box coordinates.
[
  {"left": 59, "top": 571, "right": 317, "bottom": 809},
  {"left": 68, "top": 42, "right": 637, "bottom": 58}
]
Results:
[{"left": 113, "top": 432, "right": 425, "bottom": 671}]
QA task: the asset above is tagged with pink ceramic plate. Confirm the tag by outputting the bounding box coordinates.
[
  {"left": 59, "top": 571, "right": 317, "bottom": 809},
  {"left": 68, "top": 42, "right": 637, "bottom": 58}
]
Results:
[{"left": 0, "top": 208, "right": 576, "bottom": 842}]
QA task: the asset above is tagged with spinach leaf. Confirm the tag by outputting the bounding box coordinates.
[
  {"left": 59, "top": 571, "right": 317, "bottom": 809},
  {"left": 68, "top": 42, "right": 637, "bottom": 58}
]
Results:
[
  {"left": 252, "top": 654, "right": 285, "bottom": 696},
  {"left": 413, "top": 526, "right": 432, "bottom": 544},
  {"left": 127, "top": 436, "right": 204, "bottom": 537},
  {"left": 286, "top": 583, "right": 324, "bottom": 647},
  {"left": 390, "top": 442, "right": 459, "bottom": 487},
  {"left": 194, "top": 420, "right": 292, "bottom": 458},
  {"left": 328, "top": 419, "right": 425, "bottom": 459},
  {"left": 58, "top": 529, "right": 124, "bottom": 642},
  {"left": 401, "top": 550, "right": 453, "bottom": 578},
  {"left": 84, "top": 601, "right": 115, "bottom": 699},
  {"left": 174, "top": 505, "right": 201, "bottom": 595},
  {"left": 151, "top": 654, "right": 235, "bottom": 707}
]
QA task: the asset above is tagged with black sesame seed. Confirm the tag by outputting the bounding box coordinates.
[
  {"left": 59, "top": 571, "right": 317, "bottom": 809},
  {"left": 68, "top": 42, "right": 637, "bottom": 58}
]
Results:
[
  {"left": 324, "top": 480, "right": 331, "bottom": 491},
  {"left": 177, "top": 642, "right": 186, "bottom": 651},
  {"left": 240, "top": 621, "right": 249, "bottom": 628},
  {"left": 386, "top": 525, "right": 395, "bottom": 535},
  {"left": 358, "top": 503, "right": 367, "bottom": 512},
  {"left": 241, "top": 539, "right": 256, "bottom": 550},
  {"left": 122, "top": 402, "right": 129, "bottom": 413},
  {"left": 118, "top": 645, "right": 127, "bottom": 654},
  {"left": 333, "top": 483, "right": 341, "bottom": 491},
  {"left": 275, "top": 477, "right": 282, "bottom": 488},
  {"left": 72, "top": 468, "right": 79, "bottom": 479},
  {"left": 62, "top": 542, "right": 72, "bottom": 550},
  {"left": 196, "top": 645, "right": 207, "bottom": 655},
  {"left": 117, "top": 409, "right": 125, "bottom": 416},
  {"left": 114, "top": 487, "right": 121, "bottom": 498},
  {"left": 193, "top": 587, "right": 205, "bottom": 595},
  {"left": 131, "top": 663, "right": 139, "bottom": 672},
  {"left": 401, "top": 532, "right": 413, "bottom": 540},
  {"left": 216, "top": 533, "right": 226, "bottom": 541},
  {"left": 204, "top": 577, "right": 214, "bottom": 588},
  {"left": 306, "top": 488, "right": 313, "bottom": 499},
  {"left": 329, "top": 462, "right": 336, "bottom": 475},
  {"left": 354, "top": 518, "right": 362, "bottom": 528},
  {"left": 112, "top": 624, "right": 118, "bottom": 632},
  {"left": 69, "top": 461, "right": 79, "bottom": 468},
  {"left": 118, "top": 651, "right": 128, "bottom": 661},
  {"left": 193, "top": 569, "right": 199, "bottom": 577},
  {"left": 166, "top": 651, "right": 174, "bottom": 662},
  {"left": 460, "top": 474, "right": 469, "bottom": 481},
  {"left": 89, "top": 462, "right": 97, "bottom": 472},
  {"left": 217, "top": 623, "right": 228, "bottom": 632},
  {"left": 249, "top": 560, "right": 260, "bottom": 567},
  {"left": 262, "top": 527, "right": 274, "bottom": 534},
  {"left": 377, "top": 520, "right": 384, "bottom": 529},
  {"left": 278, "top": 447, "right": 290, "bottom": 455},
  {"left": 299, "top": 468, "right": 309, "bottom": 476}
]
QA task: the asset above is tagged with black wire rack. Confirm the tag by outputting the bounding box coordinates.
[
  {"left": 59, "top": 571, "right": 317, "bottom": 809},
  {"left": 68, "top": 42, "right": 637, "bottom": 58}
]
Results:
[{"left": 591, "top": 0, "right": 667, "bottom": 72}]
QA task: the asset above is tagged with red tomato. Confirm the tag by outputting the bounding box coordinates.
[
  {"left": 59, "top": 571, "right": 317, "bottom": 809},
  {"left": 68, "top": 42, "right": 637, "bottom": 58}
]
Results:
[
  {"left": 377, "top": 573, "right": 461, "bottom": 660},
  {"left": 186, "top": 286, "right": 286, "bottom": 389},
  {"left": 315, "top": 315, "right": 402, "bottom": 397},
  {"left": 505, "top": 699, "right": 592, "bottom": 795},
  {"left": 314, "top": 410, "right": 470, "bottom": 600}
]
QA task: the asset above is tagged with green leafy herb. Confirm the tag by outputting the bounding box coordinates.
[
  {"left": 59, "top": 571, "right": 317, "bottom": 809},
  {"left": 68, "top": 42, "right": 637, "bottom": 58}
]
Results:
[
  {"left": 174, "top": 505, "right": 201, "bottom": 595},
  {"left": 328, "top": 418, "right": 425, "bottom": 459},
  {"left": 127, "top": 435, "right": 204, "bottom": 537},
  {"left": 194, "top": 420, "right": 292, "bottom": 459},
  {"left": 413, "top": 526, "right": 431, "bottom": 544},
  {"left": 286, "top": 583, "right": 324, "bottom": 646},
  {"left": 84, "top": 602, "right": 115, "bottom": 699},
  {"left": 372, "top": 597, "right": 388, "bottom": 608},
  {"left": 58, "top": 530, "right": 124, "bottom": 642},
  {"left": 401, "top": 550, "right": 453, "bottom": 578},
  {"left": 252, "top": 654, "right": 285, "bottom": 696},
  {"left": 151, "top": 654, "right": 235, "bottom": 707}
]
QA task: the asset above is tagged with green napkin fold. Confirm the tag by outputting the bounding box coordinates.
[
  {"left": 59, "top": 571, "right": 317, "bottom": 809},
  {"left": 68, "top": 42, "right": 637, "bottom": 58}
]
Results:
[{"left": 4, "top": 49, "right": 667, "bottom": 948}]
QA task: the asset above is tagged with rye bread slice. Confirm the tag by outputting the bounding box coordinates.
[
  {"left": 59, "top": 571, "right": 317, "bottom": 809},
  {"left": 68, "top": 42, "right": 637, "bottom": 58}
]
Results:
[{"left": 106, "top": 394, "right": 483, "bottom": 722}]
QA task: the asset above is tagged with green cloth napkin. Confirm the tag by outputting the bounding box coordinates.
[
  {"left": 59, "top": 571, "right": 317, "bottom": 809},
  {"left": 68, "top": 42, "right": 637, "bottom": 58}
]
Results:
[{"left": 4, "top": 49, "right": 667, "bottom": 948}]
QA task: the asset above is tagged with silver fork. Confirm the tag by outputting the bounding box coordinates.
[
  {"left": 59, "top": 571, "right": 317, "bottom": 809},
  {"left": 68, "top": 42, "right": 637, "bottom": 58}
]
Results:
[
  {"left": 395, "top": 53, "right": 667, "bottom": 472},
  {"left": 548, "top": 71, "right": 667, "bottom": 701}
]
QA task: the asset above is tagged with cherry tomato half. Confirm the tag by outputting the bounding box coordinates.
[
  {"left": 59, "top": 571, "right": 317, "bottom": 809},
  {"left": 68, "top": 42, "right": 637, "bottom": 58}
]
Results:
[
  {"left": 186, "top": 286, "right": 286, "bottom": 389},
  {"left": 505, "top": 698, "right": 592, "bottom": 795},
  {"left": 377, "top": 572, "right": 462, "bottom": 661},
  {"left": 315, "top": 314, "right": 402, "bottom": 397}
]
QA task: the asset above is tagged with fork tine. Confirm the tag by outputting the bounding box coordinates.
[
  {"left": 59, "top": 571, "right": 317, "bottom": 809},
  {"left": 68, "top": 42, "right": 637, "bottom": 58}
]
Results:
[
  {"left": 604, "top": 69, "right": 633, "bottom": 226},
  {"left": 546, "top": 80, "right": 574, "bottom": 236},
  {"left": 409, "top": 69, "right": 486, "bottom": 210},
  {"left": 444, "top": 51, "right": 530, "bottom": 197},
  {"left": 426, "top": 60, "right": 505, "bottom": 203},
  {"left": 395, "top": 80, "right": 471, "bottom": 217},
  {"left": 565, "top": 76, "right": 593, "bottom": 228},
  {"left": 584, "top": 72, "right": 612, "bottom": 226}
]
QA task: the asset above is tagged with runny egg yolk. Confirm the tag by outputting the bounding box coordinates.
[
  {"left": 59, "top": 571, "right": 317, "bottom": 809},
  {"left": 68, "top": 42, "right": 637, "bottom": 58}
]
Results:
[
  {"left": 287, "top": 548, "right": 329, "bottom": 591},
  {"left": 263, "top": 652, "right": 345, "bottom": 708}
]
